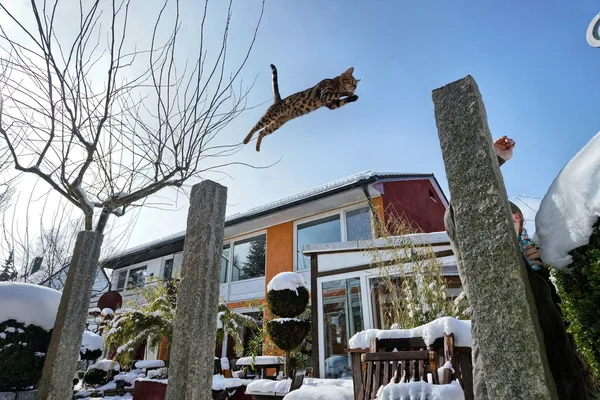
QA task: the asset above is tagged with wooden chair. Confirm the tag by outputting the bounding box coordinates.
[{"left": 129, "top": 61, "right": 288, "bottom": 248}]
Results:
[{"left": 356, "top": 333, "right": 473, "bottom": 400}]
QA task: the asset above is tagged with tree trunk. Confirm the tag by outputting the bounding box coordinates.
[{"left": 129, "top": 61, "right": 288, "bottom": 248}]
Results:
[{"left": 285, "top": 350, "right": 292, "bottom": 378}]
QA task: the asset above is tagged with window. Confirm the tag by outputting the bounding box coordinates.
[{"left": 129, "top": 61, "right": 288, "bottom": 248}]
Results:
[
  {"left": 221, "top": 245, "right": 230, "bottom": 284},
  {"left": 127, "top": 266, "right": 147, "bottom": 289},
  {"left": 297, "top": 215, "right": 341, "bottom": 270},
  {"left": 346, "top": 207, "right": 372, "bottom": 241},
  {"left": 296, "top": 206, "right": 373, "bottom": 270},
  {"left": 116, "top": 270, "right": 127, "bottom": 290},
  {"left": 172, "top": 253, "right": 183, "bottom": 278},
  {"left": 231, "top": 234, "right": 266, "bottom": 282},
  {"left": 163, "top": 258, "right": 174, "bottom": 279}
]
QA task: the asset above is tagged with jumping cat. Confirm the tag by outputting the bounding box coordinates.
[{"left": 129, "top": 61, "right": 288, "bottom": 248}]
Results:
[{"left": 243, "top": 65, "right": 360, "bottom": 152}]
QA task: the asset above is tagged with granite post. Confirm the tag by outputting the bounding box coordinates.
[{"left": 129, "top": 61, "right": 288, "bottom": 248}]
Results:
[
  {"left": 38, "top": 231, "right": 104, "bottom": 400},
  {"left": 165, "top": 180, "right": 227, "bottom": 400},
  {"left": 432, "top": 75, "right": 557, "bottom": 399}
]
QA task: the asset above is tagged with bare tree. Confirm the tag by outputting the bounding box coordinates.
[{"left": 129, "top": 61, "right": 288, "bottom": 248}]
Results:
[{"left": 0, "top": 0, "right": 265, "bottom": 234}]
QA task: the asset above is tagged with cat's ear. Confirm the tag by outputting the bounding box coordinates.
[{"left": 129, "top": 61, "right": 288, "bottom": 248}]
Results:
[{"left": 343, "top": 67, "right": 354, "bottom": 76}]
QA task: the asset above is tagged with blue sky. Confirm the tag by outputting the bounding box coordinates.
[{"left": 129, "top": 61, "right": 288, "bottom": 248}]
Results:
[{"left": 105, "top": 0, "right": 600, "bottom": 247}]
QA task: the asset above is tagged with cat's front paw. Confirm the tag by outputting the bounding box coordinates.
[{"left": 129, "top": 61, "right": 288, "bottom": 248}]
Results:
[{"left": 347, "top": 95, "right": 359, "bottom": 102}]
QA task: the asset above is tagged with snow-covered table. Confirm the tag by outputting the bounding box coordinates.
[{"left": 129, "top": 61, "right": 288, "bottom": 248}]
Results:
[{"left": 236, "top": 356, "right": 285, "bottom": 379}]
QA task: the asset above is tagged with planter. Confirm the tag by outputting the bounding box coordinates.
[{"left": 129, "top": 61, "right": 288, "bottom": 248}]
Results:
[
  {"left": 132, "top": 380, "right": 167, "bottom": 400},
  {"left": 0, "top": 390, "right": 37, "bottom": 400}
]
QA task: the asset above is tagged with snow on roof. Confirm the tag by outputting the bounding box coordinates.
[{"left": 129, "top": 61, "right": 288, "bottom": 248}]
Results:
[
  {"left": 102, "top": 171, "right": 434, "bottom": 264},
  {"left": 81, "top": 331, "right": 104, "bottom": 352},
  {"left": 536, "top": 131, "right": 600, "bottom": 269},
  {"left": 377, "top": 380, "right": 465, "bottom": 400},
  {"left": 0, "top": 282, "right": 62, "bottom": 330},
  {"left": 267, "top": 272, "right": 306, "bottom": 294},
  {"left": 348, "top": 317, "right": 472, "bottom": 350}
]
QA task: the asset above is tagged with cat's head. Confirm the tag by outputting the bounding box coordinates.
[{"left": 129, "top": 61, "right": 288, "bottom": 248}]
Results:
[{"left": 340, "top": 67, "right": 360, "bottom": 92}]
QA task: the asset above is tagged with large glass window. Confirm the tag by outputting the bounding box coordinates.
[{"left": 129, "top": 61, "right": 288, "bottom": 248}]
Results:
[
  {"left": 297, "top": 215, "right": 341, "bottom": 270},
  {"left": 231, "top": 234, "right": 266, "bottom": 282},
  {"left": 127, "top": 266, "right": 147, "bottom": 289},
  {"left": 221, "top": 245, "right": 230, "bottom": 284},
  {"left": 322, "top": 277, "right": 363, "bottom": 379},
  {"left": 346, "top": 207, "right": 373, "bottom": 241}
]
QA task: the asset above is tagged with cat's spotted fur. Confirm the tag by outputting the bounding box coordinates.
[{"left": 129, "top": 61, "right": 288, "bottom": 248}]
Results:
[{"left": 243, "top": 65, "right": 360, "bottom": 151}]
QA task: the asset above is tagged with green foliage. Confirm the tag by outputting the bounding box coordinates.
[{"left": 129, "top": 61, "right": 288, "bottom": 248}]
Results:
[
  {"left": 267, "top": 286, "right": 309, "bottom": 318},
  {"left": 83, "top": 364, "right": 118, "bottom": 387},
  {"left": 105, "top": 277, "right": 259, "bottom": 367},
  {"left": 266, "top": 319, "right": 310, "bottom": 352},
  {"left": 0, "top": 319, "right": 51, "bottom": 391},
  {"left": 216, "top": 302, "right": 259, "bottom": 356},
  {"left": 553, "top": 220, "right": 600, "bottom": 383},
  {"left": 105, "top": 278, "right": 177, "bottom": 367}
]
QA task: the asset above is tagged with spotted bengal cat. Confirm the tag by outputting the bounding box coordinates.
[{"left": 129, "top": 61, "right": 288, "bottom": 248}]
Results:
[{"left": 243, "top": 65, "right": 360, "bottom": 152}]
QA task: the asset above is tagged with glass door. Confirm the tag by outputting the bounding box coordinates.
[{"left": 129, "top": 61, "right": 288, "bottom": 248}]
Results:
[{"left": 321, "top": 277, "right": 363, "bottom": 379}]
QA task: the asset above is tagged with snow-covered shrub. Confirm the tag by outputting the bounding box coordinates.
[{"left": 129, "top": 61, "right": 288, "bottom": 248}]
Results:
[
  {"left": 552, "top": 220, "right": 600, "bottom": 383},
  {"left": 0, "top": 282, "right": 62, "bottom": 391},
  {"left": 266, "top": 318, "right": 310, "bottom": 352},
  {"left": 0, "top": 319, "right": 51, "bottom": 391},
  {"left": 266, "top": 272, "right": 310, "bottom": 318},
  {"left": 80, "top": 330, "right": 104, "bottom": 361},
  {"left": 216, "top": 303, "right": 259, "bottom": 356},
  {"left": 266, "top": 272, "right": 310, "bottom": 377},
  {"left": 83, "top": 359, "right": 120, "bottom": 387}
]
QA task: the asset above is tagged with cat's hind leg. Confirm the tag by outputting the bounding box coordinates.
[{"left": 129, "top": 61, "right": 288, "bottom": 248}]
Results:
[
  {"left": 255, "top": 117, "right": 290, "bottom": 152},
  {"left": 244, "top": 115, "right": 271, "bottom": 144},
  {"left": 325, "top": 95, "right": 359, "bottom": 110}
]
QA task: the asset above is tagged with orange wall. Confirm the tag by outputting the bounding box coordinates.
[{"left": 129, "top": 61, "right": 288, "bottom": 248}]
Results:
[{"left": 265, "top": 221, "right": 294, "bottom": 288}]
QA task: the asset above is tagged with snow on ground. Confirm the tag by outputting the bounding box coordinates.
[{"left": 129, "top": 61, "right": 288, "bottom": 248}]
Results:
[
  {"left": 0, "top": 282, "right": 62, "bottom": 330},
  {"left": 376, "top": 380, "right": 464, "bottom": 400},
  {"left": 91, "top": 359, "right": 121, "bottom": 372},
  {"left": 267, "top": 272, "right": 306, "bottom": 294},
  {"left": 284, "top": 385, "right": 354, "bottom": 400},
  {"left": 212, "top": 374, "right": 255, "bottom": 390},
  {"left": 134, "top": 359, "right": 165, "bottom": 369},
  {"left": 536, "top": 131, "right": 600, "bottom": 269},
  {"left": 81, "top": 330, "right": 104, "bottom": 352},
  {"left": 349, "top": 317, "right": 472, "bottom": 349},
  {"left": 236, "top": 355, "right": 285, "bottom": 366},
  {"left": 246, "top": 378, "right": 291, "bottom": 395}
]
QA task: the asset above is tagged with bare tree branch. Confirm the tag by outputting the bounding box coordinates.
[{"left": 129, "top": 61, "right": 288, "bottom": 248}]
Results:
[{"left": 0, "top": 0, "right": 266, "bottom": 234}]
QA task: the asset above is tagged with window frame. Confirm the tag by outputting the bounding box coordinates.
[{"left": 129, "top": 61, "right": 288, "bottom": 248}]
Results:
[
  {"left": 224, "top": 230, "right": 268, "bottom": 284},
  {"left": 293, "top": 203, "right": 374, "bottom": 271},
  {"left": 114, "top": 264, "right": 149, "bottom": 291}
]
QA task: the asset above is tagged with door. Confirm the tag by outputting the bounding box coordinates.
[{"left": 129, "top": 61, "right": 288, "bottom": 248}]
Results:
[{"left": 319, "top": 277, "right": 364, "bottom": 379}]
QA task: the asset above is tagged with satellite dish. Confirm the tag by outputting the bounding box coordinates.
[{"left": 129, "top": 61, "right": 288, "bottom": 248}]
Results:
[{"left": 586, "top": 13, "right": 600, "bottom": 48}]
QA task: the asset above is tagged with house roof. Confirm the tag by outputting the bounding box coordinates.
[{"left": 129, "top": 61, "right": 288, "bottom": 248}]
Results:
[{"left": 101, "top": 171, "right": 444, "bottom": 270}]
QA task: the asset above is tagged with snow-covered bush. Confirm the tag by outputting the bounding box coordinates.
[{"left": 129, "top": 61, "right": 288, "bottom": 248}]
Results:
[
  {"left": 83, "top": 359, "right": 120, "bottom": 387},
  {"left": 551, "top": 221, "right": 600, "bottom": 383},
  {"left": 535, "top": 132, "right": 600, "bottom": 384},
  {"left": 0, "top": 319, "right": 51, "bottom": 391},
  {"left": 0, "top": 282, "right": 61, "bottom": 391},
  {"left": 266, "top": 272, "right": 310, "bottom": 317},
  {"left": 80, "top": 330, "right": 104, "bottom": 361},
  {"left": 266, "top": 272, "right": 310, "bottom": 377}
]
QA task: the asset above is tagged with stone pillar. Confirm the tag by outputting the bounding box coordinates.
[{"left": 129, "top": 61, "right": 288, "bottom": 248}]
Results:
[
  {"left": 38, "top": 231, "right": 104, "bottom": 400},
  {"left": 165, "top": 180, "right": 227, "bottom": 400},
  {"left": 432, "top": 75, "right": 557, "bottom": 399}
]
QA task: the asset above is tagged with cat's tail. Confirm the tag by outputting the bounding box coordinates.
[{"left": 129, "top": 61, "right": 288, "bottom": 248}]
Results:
[{"left": 271, "top": 64, "right": 281, "bottom": 103}]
